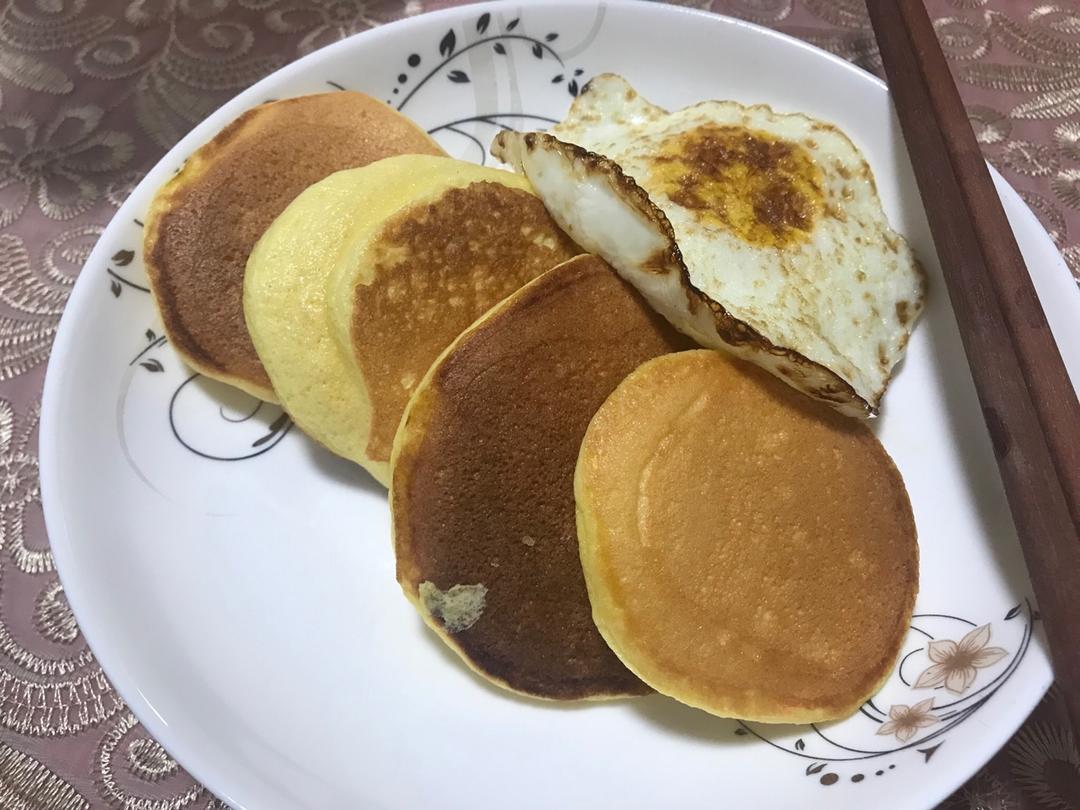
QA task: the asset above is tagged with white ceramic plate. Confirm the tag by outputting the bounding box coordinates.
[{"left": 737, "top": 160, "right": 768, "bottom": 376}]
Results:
[{"left": 40, "top": 2, "right": 1080, "bottom": 808}]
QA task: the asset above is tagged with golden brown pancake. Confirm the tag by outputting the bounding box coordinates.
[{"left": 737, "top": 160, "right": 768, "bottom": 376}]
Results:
[
  {"left": 391, "top": 255, "right": 693, "bottom": 700},
  {"left": 143, "top": 92, "right": 444, "bottom": 401},
  {"left": 575, "top": 349, "right": 918, "bottom": 722},
  {"left": 325, "top": 167, "right": 580, "bottom": 483}
]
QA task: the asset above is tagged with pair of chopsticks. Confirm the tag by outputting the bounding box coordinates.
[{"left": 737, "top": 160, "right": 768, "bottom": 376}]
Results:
[{"left": 867, "top": 1, "right": 1080, "bottom": 738}]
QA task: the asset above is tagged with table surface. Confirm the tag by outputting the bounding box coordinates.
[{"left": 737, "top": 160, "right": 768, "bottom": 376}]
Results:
[{"left": 0, "top": 1, "right": 1077, "bottom": 808}]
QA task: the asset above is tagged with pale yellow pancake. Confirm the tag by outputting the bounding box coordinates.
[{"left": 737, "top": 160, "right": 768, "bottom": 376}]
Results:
[
  {"left": 575, "top": 349, "right": 918, "bottom": 722},
  {"left": 392, "top": 255, "right": 693, "bottom": 700},
  {"left": 245, "top": 156, "right": 575, "bottom": 484},
  {"left": 144, "top": 91, "right": 443, "bottom": 401}
]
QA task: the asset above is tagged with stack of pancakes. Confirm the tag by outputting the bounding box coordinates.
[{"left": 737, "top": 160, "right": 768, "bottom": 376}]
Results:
[{"left": 144, "top": 89, "right": 919, "bottom": 723}]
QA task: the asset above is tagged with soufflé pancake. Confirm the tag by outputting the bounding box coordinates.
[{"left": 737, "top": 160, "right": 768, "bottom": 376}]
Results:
[
  {"left": 144, "top": 92, "right": 443, "bottom": 402},
  {"left": 245, "top": 156, "right": 577, "bottom": 484},
  {"left": 392, "top": 255, "right": 693, "bottom": 700},
  {"left": 575, "top": 350, "right": 918, "bottom": 722}
]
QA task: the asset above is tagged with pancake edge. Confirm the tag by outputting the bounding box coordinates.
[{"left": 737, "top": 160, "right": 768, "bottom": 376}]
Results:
[{"left": 144, "top": 145, "right": 280, "bottom": 403}]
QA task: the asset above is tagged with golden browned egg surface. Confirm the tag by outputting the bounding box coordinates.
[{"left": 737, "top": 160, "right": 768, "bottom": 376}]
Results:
[
  {"left": 575, "top": 350, "right": 918, "bottom": 722},
  {"left": 392, "top": 255, "right": 693, "bottom": 700},
  {"left": 351, "top": 180, "right": 579, "bottom": 464},
  {"left": 649, "top": 124, "right": 824, "bottom": 248},
  {"left": 143, "top": 91, "right": 443, "bottom": 400}
]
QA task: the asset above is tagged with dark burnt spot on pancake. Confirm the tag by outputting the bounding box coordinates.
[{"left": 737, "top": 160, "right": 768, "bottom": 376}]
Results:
[
  {"left": 143, "top": 92, "right": 443, "bottom": 393},
  {"left": 352, "top": 181, "right": 579, "bottom": 465},
  {"left": 648, "top": 124, "right": 823, "bottom": 247},
  {"left": 393, "top": 256, "right": 692, "bottom": 699}
]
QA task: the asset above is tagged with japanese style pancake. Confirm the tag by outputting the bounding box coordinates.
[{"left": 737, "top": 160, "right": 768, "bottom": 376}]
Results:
[
  {"left": 245, "top": 155, "right": 577, "bottom": 484},
  {"left": 144, "top": 91, "right": 443, "bottom": 402},
  {"left": 575, "top": 349, "right": 918, "bottom": 722},
  {"left": 391, "top": 255, "right": 692, "bottom": 700}
]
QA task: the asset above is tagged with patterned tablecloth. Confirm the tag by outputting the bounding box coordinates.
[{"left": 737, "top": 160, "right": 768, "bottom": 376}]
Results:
[{"left": 0, "top": 0, "right": 1077, "bottom": 807}]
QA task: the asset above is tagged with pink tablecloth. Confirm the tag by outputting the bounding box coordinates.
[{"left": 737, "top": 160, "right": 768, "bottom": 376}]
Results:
[{"left": 0, "top": 1, "right": 1077, "bottom": 807}]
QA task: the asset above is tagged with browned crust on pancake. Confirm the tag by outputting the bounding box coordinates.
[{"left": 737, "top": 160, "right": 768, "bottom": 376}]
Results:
[
  {"left": 351, "top": 180, "right": 579, "bottom": 465},
  {"left": 391, "top": 255, "right": 693, "bottom": 700},
  {"left": 143, "top": 92, "right": 443, "bottom": 400}
]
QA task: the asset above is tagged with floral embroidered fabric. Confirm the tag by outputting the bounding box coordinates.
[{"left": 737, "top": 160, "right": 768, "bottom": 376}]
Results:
[{"left": 0, "top": 1, "right": 1077, "bottom": 807}]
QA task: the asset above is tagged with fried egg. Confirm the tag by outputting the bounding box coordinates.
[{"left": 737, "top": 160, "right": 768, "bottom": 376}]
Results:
[{"left": 492, "top": 74, "right": 926, "bottom": 416}]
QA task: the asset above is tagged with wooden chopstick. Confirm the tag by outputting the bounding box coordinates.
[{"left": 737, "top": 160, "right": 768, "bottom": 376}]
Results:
[{"left": 867, "top": 0, "right": 1080, "bottom": 737}]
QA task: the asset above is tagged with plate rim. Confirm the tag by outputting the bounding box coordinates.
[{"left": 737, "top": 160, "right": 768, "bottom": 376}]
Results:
[{"left": 38, "top": 1, "right": 1065, "bottom": 807}]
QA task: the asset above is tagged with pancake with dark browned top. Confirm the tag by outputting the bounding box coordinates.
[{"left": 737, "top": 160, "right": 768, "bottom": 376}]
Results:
[
  {"left": 391, "top": 255, "right": 693, "bottom": 700},
  {"left": 143, "top": 91, "right": 444, "bottom": 401}
]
